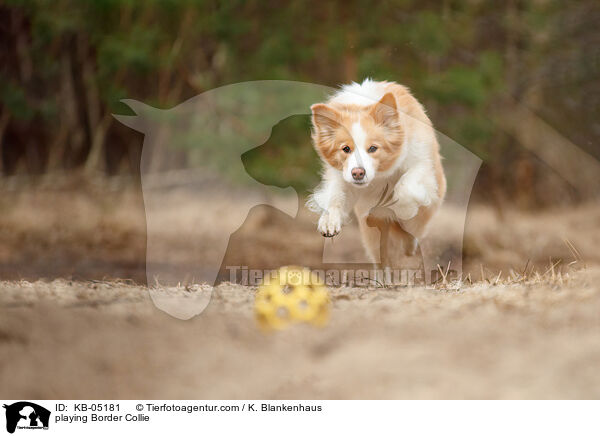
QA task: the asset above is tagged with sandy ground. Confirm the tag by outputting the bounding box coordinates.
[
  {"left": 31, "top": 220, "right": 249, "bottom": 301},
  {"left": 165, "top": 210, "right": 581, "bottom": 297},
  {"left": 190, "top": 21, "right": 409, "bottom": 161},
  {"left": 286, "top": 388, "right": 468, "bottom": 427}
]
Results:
[
  {"left": 1, "top": 183, "right": 599, "bottom": 399},
  {"left": 0, "top": 267, "right": 599, "bottom": 399}
]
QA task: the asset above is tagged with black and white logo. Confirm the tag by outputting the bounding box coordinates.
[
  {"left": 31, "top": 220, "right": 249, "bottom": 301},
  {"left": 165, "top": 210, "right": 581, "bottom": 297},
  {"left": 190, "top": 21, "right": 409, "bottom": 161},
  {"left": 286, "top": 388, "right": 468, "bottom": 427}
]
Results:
[{"left": 3, "top": 402, "right": 50, "bottom": 434}]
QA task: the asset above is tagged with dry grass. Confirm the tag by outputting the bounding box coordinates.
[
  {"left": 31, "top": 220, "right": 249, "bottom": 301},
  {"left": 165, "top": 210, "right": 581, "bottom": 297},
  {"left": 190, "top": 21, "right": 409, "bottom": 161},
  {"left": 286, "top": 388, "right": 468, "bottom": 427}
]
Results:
[
  {"left": 1, "top": 185, "right": 599, "bottom": 284},
  {"left": 0, "top": 266, "right": 599, "bottom": 399}
]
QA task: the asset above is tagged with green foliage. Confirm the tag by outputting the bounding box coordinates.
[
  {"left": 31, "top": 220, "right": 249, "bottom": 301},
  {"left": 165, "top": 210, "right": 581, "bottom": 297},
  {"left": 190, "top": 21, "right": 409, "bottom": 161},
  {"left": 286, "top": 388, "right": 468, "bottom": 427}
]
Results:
[
  {"left": 449, "top": 114, "right": 495, "bottom": 161},
  {"left": 408, "top": 11, "right": 451, "bottom": 56},
  {"left": 423, "top": 52, "right": 504, "bottom": 108},
  {"left": 3, "top": 0, "right": 594, "bottom": 185},
  {"left": 0, "top": 79, "right": 34, "bottom": 120},
  {"left": 241, "top": 115, "right": 321, "bottom": 193}
]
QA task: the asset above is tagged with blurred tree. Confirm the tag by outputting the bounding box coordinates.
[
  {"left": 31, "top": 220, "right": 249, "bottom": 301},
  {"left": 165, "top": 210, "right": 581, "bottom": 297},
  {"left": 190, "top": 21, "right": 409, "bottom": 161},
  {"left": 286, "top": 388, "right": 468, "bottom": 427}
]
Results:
[{"left": 0, "top": 0, "right": 597, "bottom": 205}]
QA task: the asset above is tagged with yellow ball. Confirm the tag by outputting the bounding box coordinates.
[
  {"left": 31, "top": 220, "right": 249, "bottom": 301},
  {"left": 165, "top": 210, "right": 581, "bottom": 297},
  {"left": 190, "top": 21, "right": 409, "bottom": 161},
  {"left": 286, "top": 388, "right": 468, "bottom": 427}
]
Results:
[{"left": 255, "top": 266, "right": 330, "bottom": 330}]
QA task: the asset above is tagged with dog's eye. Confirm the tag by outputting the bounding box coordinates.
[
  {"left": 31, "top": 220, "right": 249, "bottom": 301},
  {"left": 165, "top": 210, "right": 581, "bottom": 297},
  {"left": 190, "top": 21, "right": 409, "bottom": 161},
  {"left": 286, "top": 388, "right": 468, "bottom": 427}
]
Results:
[
  {"left": 342, "top": 145, "right": 351, "bottom": 153},
  {"left": 368, "top": 145, "right": 378, "bottom": 153}
]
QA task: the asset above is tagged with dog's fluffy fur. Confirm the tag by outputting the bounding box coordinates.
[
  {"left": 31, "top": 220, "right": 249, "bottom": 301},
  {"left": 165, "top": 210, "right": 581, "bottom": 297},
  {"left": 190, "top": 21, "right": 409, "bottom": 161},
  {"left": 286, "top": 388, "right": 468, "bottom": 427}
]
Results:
[{"left": 307, "top": 79, "right": 446, "bottom": 268}]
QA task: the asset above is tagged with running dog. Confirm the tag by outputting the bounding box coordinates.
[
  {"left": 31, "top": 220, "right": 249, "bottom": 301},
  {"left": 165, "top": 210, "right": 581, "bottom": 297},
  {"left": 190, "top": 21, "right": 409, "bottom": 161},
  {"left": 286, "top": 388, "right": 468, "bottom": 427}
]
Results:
[{"left": 307, "top": 79, "right": 446, "bottom": 270}]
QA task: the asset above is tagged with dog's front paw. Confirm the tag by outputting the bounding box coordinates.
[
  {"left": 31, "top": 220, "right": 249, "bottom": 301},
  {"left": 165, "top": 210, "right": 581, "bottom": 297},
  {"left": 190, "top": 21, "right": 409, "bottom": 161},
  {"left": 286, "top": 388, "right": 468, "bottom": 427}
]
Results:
[
  {"left": 318, "top": 210, "right": 342, "bottom": 237},
  {"left": 393, "top": 185, "right": 426, "bottom": 221}
]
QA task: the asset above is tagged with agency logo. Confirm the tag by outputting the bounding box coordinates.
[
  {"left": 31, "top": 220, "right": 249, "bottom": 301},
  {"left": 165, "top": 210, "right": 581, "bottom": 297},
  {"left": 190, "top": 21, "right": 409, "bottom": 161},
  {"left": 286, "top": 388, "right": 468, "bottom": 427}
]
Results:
[{"left": 3, "top": 402, "right": 50, "bottom": 434}]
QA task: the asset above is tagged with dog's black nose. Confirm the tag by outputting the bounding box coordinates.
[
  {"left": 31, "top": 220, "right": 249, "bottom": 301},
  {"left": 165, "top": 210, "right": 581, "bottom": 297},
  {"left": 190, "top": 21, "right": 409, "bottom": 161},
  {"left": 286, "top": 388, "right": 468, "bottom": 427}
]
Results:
[{"left": 351, "top": 167, "right": 365, "bottom": 181}]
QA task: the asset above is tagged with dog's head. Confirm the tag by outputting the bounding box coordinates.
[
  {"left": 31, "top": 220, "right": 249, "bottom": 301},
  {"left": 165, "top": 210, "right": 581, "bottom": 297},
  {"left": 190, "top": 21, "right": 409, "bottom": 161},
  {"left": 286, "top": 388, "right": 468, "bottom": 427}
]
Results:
[{"left": 310, "top": 93, "right": 404, "bottom": 187}]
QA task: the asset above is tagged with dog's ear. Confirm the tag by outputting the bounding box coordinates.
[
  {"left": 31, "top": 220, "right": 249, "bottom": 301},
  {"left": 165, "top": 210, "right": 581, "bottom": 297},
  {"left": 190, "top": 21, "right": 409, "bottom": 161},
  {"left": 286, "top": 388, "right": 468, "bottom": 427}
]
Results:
[
  {"left": 311, "top": 103, "right": 340, "bottom": 137},
  {"left": 369, "top": 93, "right": 398, "bottom": 128}
]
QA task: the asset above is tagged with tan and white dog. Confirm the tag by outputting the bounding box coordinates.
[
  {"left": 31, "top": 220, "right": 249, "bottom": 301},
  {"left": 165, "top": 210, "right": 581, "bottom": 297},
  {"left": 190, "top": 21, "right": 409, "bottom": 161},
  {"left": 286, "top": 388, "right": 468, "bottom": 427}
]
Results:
[{"left": 307, "top": 79, "right": 446, "bottom": 270}]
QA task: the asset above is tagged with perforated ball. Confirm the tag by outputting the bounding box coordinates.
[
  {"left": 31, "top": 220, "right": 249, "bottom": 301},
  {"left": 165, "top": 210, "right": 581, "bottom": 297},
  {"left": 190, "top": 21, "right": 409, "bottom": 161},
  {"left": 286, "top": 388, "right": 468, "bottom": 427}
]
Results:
[{"left": 254, "top": 266, "right": 330, "bottom": 330}]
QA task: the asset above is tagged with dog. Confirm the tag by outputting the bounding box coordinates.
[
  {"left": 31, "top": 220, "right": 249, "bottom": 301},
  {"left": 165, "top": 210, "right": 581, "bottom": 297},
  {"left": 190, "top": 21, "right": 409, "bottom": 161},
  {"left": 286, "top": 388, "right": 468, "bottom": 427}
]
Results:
[{"left": 307, "top": 79, "right": 446, "bottom": 273}]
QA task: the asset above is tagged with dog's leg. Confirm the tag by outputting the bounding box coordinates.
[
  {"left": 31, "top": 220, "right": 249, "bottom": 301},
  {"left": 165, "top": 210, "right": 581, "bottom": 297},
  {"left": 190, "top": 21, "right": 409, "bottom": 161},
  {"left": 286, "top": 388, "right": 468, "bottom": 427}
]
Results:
[
  {"left": 358, "top": 215, "right": 388, "bottom": 285},
  {"left": 401, "top": 204, "right": 442, "bottom": 285},
  {"left": 389, "top": 164, "right": 438, "bottom": 222},
  {"left": 357, "top": 215, "right": 380, "bottom": 263},
  {"left": 387, "top": 222, "right": 417, "bottom": 256},
  {"left": 363, "top": 215, "right": 398, "bottom": 284},
  {"left": 308, "top": 171, "right": 351, "bottom": 238},
  {"left": 379, "top": 223, "right": 392, "bottom": 284},
  {"left": 317, "top": 208, "right": 343, "bottom": 237}
]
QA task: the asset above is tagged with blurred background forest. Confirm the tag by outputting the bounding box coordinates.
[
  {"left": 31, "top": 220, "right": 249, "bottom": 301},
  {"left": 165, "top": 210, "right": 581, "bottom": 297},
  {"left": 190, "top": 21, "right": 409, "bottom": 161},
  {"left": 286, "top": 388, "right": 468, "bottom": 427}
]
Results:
[{"left": 1, "top": 0, "right": 599, "bottom": 206}]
